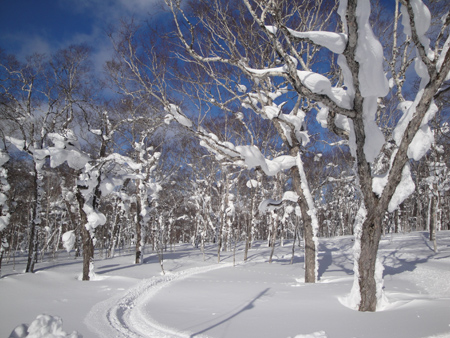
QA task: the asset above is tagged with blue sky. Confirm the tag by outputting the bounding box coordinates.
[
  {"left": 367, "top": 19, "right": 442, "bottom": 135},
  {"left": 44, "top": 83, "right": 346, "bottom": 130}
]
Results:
[
  {"left": 0, "top": 0, "right": 165, "bottom": 69},
  {"left": 0, "top": 0, "right": 396, "bottom": 58}
]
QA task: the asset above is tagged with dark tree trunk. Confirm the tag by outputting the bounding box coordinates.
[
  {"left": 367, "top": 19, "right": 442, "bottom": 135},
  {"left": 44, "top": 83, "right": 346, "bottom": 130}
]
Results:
[
  {"left": 357, "top": 211, "right": 383, "bottom": 312},
  {"left": 429, "top": 194, "right": 436, "bottom": 241},
  {"left": 244, "top": 190, "right": 254, "bottom": 262},
  {"left": 76, "top": 186, "right": 94, "bottom": 281},
  {"left": 108, "top": 207, "right": 122, "bottom": 258},
  {"left": 26, "top": 165, "right": 41, "bottom": 273},
  {"left": 80, "top": 221, "right": 94, "bottom": 281},
  {"left": 135, "top": 190, "right": 143, "bottom": 264},
  {"left": 268, "top": 215, "right": 278, "bottom": 264},
  {"left": 0, "top": 245, "right": 4, "bottom": 277},
  {"left": 26, "top": 220, "right": 37, "bottom": 273},
  {"left": 303, "top": 214, "right": 316, "bottom": 283}
]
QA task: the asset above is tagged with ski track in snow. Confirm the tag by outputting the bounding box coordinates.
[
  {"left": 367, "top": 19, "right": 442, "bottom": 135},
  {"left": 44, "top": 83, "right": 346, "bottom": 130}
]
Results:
[{"left": 85, "top": 263, "right": 232, "bottom": 338}]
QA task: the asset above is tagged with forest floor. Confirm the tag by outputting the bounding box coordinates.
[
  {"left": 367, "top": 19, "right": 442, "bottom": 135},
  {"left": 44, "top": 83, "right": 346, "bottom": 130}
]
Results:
[{"left": 1, "top": 230, "right": 449, "bottom": 338}]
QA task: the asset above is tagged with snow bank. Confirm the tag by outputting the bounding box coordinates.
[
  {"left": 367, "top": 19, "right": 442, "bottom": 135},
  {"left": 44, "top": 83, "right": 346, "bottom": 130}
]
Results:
[
  {"left": 9, "top": 314, "right": 81, "bottom": 338},
  {"left": 290, "top": 331, "right": 327, "bottom": 338}
]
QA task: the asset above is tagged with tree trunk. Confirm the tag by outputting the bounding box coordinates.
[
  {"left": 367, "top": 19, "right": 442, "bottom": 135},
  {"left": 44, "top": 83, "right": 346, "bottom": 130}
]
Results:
[
  {"left": 244, "top": 213, "right": 251, "bottom": 262},
  {"left": 268, "top": 212, "right": 278, "bottom": 264},
  {"left": 303, "top": 214, "right": 316, "bottom": 283},
  {"left": 135, "top": 211, "right": 142, "bottom": 264},
  {"left": 80, "top": 220, "right": 94, "bottom": 281},
  {"left": 217, "top": 223, "right": 223, "bottom": 263},
  {"left": 135, "top": 179, "right": 144, "bottom": 264},
  {"left": 217, "top": 172, "right": 228, "bottom": 263},
  {"left": 76, "top": 187, "right": 94, "bottom": 281},
  {"left": 26, "top": 219, "right": 37, "bottom": 273},
  {"left": 428, "top": 191, "right": 437, "bottom": 252},
  {"left": 291, "top": 160, "right": 316, "bottom": 283},
  {"left": 0, "top": 245, "right": 4, "bottom": 278},
  {"left": 26, "top": 163, "right": 43, "bottom": 273},
  {"left": 290, "top": 223, "right": 299, "bottom": 264},
  {"left": 428, "top": 193, "right": 435, "bottom": 241},
  {"left": 108, "top": 206, "right": 122, "bottom": 258},
  {"left": 393, "top": 209, "right": 398, "bottom": 233},
  {"left": 357, "top": 212, "right": 383, "bottom": 312}
]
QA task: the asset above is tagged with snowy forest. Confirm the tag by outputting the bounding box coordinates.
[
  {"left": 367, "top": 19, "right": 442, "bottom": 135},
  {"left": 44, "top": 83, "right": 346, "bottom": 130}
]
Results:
[{"left": 1, "top": 0, "right": 450, "bottom": 336}]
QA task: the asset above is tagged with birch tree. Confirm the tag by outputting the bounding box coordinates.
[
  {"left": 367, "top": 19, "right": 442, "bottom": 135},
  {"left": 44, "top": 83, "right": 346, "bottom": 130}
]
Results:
[
  {"left": 163, "top": 0, "right": 450, "bottom": 311},
  {"left": 0, "top": 143, "right": 10, "bottom": 277},
  {"left": 163, "top": 0, "right": 342, "bottom": 283}
]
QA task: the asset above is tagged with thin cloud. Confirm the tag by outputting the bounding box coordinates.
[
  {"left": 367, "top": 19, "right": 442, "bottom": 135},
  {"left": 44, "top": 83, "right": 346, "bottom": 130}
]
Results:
[
  {"left": 1, "top": 32, "right": 53, "bottom": 59},
  {"left": 2, "top": 0, "right": 167, "bottom": 76}
]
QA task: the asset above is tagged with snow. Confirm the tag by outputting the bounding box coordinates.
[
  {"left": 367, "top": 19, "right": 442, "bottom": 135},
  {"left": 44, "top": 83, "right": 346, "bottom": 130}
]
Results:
[
  {"left": 437, "top": 36, "right": 450, "bottom": 80},
  {"left": 61, "top": 231, "right": 76, "bottom": 253},
  {"left": 343, "top": 204, "right": 365, "bottom": 310},
  {"left": 237, "top": 84, "right": 247, "bottom": 93},
  {"left": 0, "top": 150, "right": 10, "bottom": 167},
  {"left": 164, "top": 104, "right": 193, "bottom": 128},
  {"left": 258, "top": 191, "right": 298, "bottom": 214},
  {"left": 290, "top": 332, "right": 327, "bottom": 338},
  {"left": 355, "top": 0, "right": 389, "bottom": 98},
  {"left": 0, "top": 214, "right": 10, "bottom": 232},
  {"left": 316, "top": 105, "right": 329, "bottom": 128},
  {"left": 408, "top": 125, "right": 434, "bottom": 161},
  {"left": 362, "top": 96, "right": 385, "bottom": 163},
  {"left": 83, "top": 204, "right": 107, "bottom": 231},
  {"left": 393, "top": 99, "right": 437, "bottom": 163},
  {"left": 5, "top": 137, "right": 25, "bottom": 151},
  {"left": 10, "top": 314, "right": 81, "bottom": 338},
  {"left": 33, "top": 130, "right": 91, "bottom": 171},
  {"left": 246, "top": 179, "right": 259, "bottom": 189},
  {"left": 265, "top": 26, "right": 347, "bottom": 54},
  {"left": 235, "top": 145, "right": 297, "bottom": 176},
  {"left": 288, "top": 31, "right": 347, "bottom": 55},
  {"left": 400, "top": 0, "right": 433, "bottom": 58},
  {"left": 1, "top": 231, "right": 450, "bottom": 337},
  {"left": 334, "top": 0, "right": 389, "bottom": 164},
  {"left": 388, "top": 163, "right": 416, "bottom": 213},
  {"left": 295, "top": 71, "right": 352, "bottom": 109}
]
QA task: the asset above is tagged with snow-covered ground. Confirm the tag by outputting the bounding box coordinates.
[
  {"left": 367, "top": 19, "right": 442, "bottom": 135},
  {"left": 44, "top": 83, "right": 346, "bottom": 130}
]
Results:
[{"left": 1, "top": 231, "right": 449, "bottom": 338}]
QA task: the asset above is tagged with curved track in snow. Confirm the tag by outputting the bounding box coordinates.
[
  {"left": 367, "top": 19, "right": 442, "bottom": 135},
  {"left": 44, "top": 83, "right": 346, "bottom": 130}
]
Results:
[{"left": 85, "top": 263, "right": 232, "bottom": 338}]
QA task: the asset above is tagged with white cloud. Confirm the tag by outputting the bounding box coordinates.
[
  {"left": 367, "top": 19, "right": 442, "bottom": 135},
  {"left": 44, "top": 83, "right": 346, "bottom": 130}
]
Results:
[{"left": 2, "top": 0, "right": 167, "bottom": 76}]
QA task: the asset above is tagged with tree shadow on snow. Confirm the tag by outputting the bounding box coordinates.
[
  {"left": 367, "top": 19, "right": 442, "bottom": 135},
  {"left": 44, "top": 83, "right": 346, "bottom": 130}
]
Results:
[
  {"left": 317, "top": 240, "right": 354, "bottom": 280},
  {"left": 33, "top": 259, "right": 83, "bottom": 272},
  {"left": 382, "top": 234, "right": 436, "bottom": 277},
  {"left": 382, "top": 252, "right": 430, "bottom": 277},
  {"left": 188, "top": 288, "right": 271, "bottom": 337}
]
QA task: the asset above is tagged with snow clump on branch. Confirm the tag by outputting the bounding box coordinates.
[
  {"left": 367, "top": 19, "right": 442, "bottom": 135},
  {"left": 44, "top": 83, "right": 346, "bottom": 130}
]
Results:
[{"left": 164, "top": 104, "right": 192, "bottom": 128}]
